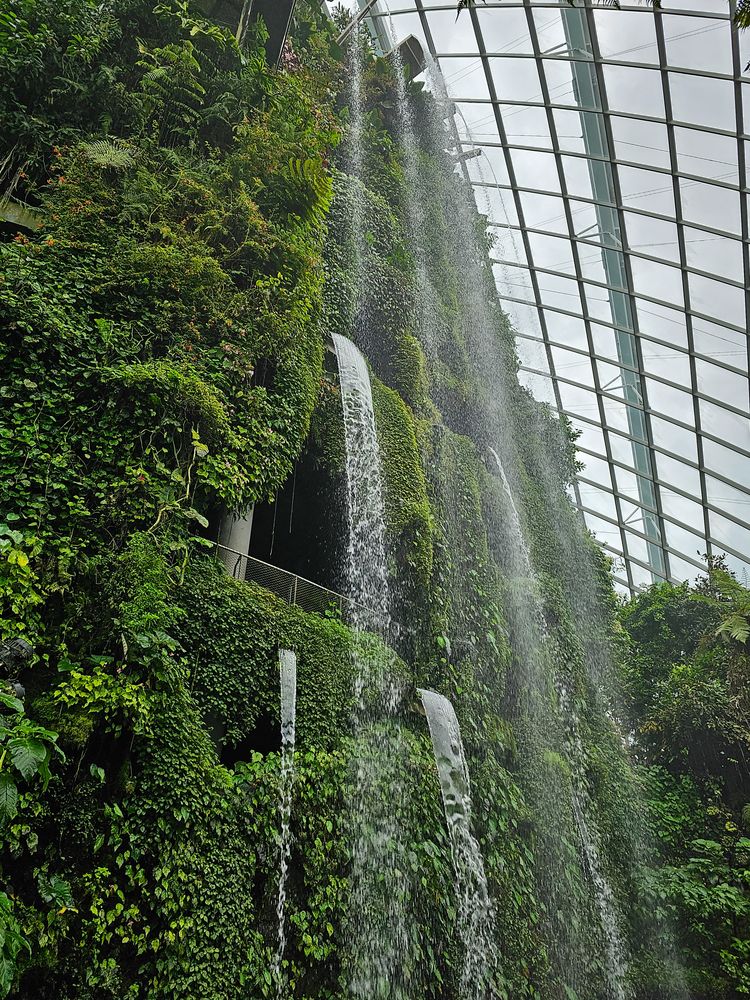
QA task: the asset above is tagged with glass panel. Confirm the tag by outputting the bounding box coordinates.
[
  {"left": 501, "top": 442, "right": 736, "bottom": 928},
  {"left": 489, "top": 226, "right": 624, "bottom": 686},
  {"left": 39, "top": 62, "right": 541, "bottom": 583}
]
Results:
[
  {"left": 595, "top": 9, "right": 659, "bottom": 64},
  {"left": 591, "top": 322, "right": 620, "bottom": 362},
  {"left": 670, "top": 73, "right": 736, "bottom": 132},
  {"left": 551, "top": 345, "right": 594, "bottom": 385},
  {"left": 665, "top": 521, "right": 706, "bottom": 563},
  {"left": 544, "top": 310, "right": 589, "bottom": 350},
  {"left": 603, "top": 65, "right": 665, "bottom": 119},
  {"left": 655, "top": 452, "right": 702, "bottom": 497},
  {"left": 542, "top": 60, "right": 580, "bottom": 108},
  {"left": 581, "top": 487, "right": 619, "bottom": 523},
  {"left": 585, "top": 282, "right": 616, "bottom": 322},
  {"left": 641, "top": 341, "right": 692, "bottom": 387},
  {"left": 496, "top": 264, "right": 536, "bottom": 303},
  {"left": 618, "top": 164, "right": 675, "bottom": 216},
  {"left": 554, "top": 108, "right": 589, "bottom": 154},
  {"left": 692, "top": 318, "right": 747, "bottom": 371},
  {"left": 562, "top": 155, "right": 596, "bottom": 201},
  {"left": 478, "top": 6, "right": 535, "bottom": 53},
  {"left": 516, "top": 335, "right": 550, "bottom": 373},
  {"left": 490, "top": 225, "right": 527, "bottom": 266},
  {"left": 603, "top": 396, "right": 631, "bottom": 434},
  {"left": 624, "top": 529, "right": 656, "bottom": 566},
  {"left": 608, "top": 431, "right": 638, "bottom": 470},
  {"left": 651, "top": 418, "right": 699, "bottom": 467},
  {"left": 699, "top": 398, "right": 748, "bottom": 440},
  {"left": 489, "top": 57, "right": 543, "bottom": 104},
  {"left": 532, "top": 7, "right": 568, "bottom": 53},
  {"left": 630, "top": 257, "right": 684, "bottom": 307},
  {"left": 538, "top": 271, "right": 582, "bottom": 312},
  {"left": 669, "top": 556, "right": 702, "bottom": 583},
  {"left": 426, "top": 10, "right": 480, "bottom": 55},
  {"left": 453, "top": 100, "right": 499, "bottom": 139},
  {"left": 559, "top": 382, "right": 601, "bottom": 422},
  {"left": 705, "top": 475, "right": 750, "bottom": 520},
  {"left": 696, "top": 359, "right": 748, "bottom": 409},
  {"left": 520, "top": 192, "right": 568, "bottom": 233},
  {"left": 636, "top": 298, "right": 689, "bottom": 348},
  {"left": 528, "top": 232, "right": 576, "bottom": 274},
  {"left": 614, "top": 466, "right": 645, "bottom": 503},
  {"left": 520, "top": 370, "right": 556, "bottom": 403},
  {"left": 675, "top": 127, "right": 739, "bottom": 185},
  {"left": 703, "top": 438, "right": 750, "bottom": 489},
  {"left": 646, "top": 378, "right": 695, "bottom": 424},
  {"left": 664, "top": 16, "right": 733, "bottom": 74},
  {"left": 689, "top": 274, "right": 746, "bottom": 329},
  {"left": 578, "top": 452, "right": 613, "bottom": 489},
  {"left": 660, "top": 485, "right": 705, "bottom": 528},
  {"left": 710, "top": 511, "right": 750, "bottom": 557},
  {"left": 442, "top": 58, "right": 489, "bottom": 101},
  {"left": 509, "top": 148, "right": 561, "bottom": 193},
  {"left": 500, "top": 104, "right": 552, "bottom": 148},
  {"left": 578, "top": 246, "right": 608, "bottom": 287},
  {"left": 576, "top": 422, "right": 607, "bottom": 456},
  {"left": 684, "top": 227, "right": 743, "bottom": 283},
  {"left": 681, "top": 179, "right": 741, "bottom": 235},
  {"left": 624, "top": 212, "right": 680, "bottom": 264},
  {"left": 588, "top": 514, "right": 624, "bottom": 546},
  {"left": 610, "top": 116, "right": 671, "bottom": 170}
]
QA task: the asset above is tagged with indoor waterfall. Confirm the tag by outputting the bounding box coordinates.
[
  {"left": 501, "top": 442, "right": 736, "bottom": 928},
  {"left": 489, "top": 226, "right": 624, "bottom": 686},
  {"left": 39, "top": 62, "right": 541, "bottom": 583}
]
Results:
[
  {"left": 332, "top": 332, "right": 409, "bottom": 999},
  {"left": 385, "top": 51, "right": 653, "bottom": 997},
  {"left": 419, "top": 688, "right": 498, "bottom": 1000},
  {"left": 273, "top": 649, "right": 298, "bottom": 1000}
]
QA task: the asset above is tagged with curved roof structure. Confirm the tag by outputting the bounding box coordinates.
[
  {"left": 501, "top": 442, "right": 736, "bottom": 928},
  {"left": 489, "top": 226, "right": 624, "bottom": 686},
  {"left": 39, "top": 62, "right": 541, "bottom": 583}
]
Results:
[{"left": 345, "top": 0, "right": 750, "bottom": 592}]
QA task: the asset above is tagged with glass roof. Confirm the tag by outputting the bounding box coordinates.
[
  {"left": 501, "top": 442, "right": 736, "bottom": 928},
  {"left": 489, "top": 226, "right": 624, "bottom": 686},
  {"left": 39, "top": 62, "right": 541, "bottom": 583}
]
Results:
[{"left": 338, "top": 0, "right": 750, "bottom": 592}]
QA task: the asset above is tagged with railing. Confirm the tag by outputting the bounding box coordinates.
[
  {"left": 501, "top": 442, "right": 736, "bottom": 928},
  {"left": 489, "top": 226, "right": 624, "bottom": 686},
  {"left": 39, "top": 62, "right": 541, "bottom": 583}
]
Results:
[
  {"left": 214, "top": 544, "right": 366, "bottom": 620},
  {"left": 212, "top": 543, "right": 414, "bottom": 645}
]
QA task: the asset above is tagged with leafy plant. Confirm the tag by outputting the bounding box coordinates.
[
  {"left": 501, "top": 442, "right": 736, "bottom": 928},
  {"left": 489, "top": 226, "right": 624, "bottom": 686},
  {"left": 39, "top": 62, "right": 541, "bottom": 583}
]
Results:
[{"left": 0, "top": 691, "right": 61, "bottom": 822}]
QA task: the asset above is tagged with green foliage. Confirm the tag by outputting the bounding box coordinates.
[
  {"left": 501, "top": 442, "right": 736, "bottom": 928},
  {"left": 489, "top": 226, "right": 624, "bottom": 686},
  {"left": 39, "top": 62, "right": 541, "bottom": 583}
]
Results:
[
  {"left": 0, "top": 691, "right": 61, "bottom": 823},
  {"left": 0, "top": 890, "right": 29, "bottom": 998},
  {"left": 0, "top": 523, "right": 44, "bottom": 644},
  {"left": 371, "top": 378, "right": 433, "bottom": 610},
  {"left": 622, "top": 564, "right": 750, "bottom": 996}
]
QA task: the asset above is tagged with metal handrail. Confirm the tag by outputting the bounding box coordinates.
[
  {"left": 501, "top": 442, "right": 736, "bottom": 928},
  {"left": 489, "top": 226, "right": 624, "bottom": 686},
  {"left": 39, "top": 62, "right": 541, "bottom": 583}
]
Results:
[{"left": 211, "top": 542, "right": 393, "bottom": 628}]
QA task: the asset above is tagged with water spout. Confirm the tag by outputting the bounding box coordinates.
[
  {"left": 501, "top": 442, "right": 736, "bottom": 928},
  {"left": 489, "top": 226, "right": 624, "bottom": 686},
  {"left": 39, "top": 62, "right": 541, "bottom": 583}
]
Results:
[
  {"left": 273, "top": 648, "right": 297, "bottom": 1000},
  {"left": 419, "top": 688, "right": 498, "bottom": 999},
  {"left": 333, "top": 332, "right": 408, "bottom": 998}
]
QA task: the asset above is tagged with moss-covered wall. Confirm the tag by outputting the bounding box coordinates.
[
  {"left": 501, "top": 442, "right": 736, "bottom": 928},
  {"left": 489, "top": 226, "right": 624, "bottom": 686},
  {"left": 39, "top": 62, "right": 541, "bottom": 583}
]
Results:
[{"left": 0, "top": 6, "right": 727, "bottom": 1000}]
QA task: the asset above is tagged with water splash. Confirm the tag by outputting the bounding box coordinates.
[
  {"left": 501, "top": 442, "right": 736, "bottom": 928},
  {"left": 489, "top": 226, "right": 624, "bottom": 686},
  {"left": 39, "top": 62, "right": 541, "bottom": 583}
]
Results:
[
  {"left": 332, "top": 332, "right": 408, "bottom": 999},
  {"left": 490, "top": 448, "right": 631, "bottom": 996},
  {"left": 273, "top": 649, "right": 297, "bottom": 1000},
  {"left": 419, "top": 688, "right": 498, "bottom": 999},
  {"left": 557, "top": 680, "right": 630, "bottom": 1000}
]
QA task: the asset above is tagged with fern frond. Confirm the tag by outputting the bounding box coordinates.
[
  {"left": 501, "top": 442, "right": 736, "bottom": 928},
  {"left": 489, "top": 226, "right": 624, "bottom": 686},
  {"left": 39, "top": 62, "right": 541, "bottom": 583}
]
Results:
[{"left": 79, "top": 139, "right": 136, "bottom": 170}]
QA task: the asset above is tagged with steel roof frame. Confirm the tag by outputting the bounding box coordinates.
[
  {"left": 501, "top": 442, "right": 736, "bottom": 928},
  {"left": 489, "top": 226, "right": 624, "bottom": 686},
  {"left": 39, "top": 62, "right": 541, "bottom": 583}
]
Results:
[{"left": 360, "top": 0, "right": 750, "bottom": 591}]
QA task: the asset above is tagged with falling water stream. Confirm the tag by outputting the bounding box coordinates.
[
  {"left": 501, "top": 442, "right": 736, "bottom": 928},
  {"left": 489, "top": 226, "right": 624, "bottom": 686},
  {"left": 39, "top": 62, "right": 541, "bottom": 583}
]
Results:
[
  {"left": 489, "top": 449, "right": 630, "bottom": 998},
  {"left": 332, "top": 331, "right": 408, "bottom": 999},
  {"left": 386, "top": 47, "right": 635, "bottom": 989},
  {"left": 419, "top": 688, "right": 498, "bottom": 999},
  {"left": 273, "top": 648, "right": 297, "bottom": 1000}
]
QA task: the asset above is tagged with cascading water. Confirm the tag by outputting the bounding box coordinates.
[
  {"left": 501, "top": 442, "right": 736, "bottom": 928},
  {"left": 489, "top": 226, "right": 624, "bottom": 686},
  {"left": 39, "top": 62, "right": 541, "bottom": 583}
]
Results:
[
  {"left": 418, "top": 688, "right": 498, "bottom": 999},
  {"left": 557, "top": 681, "right": 630, "bottom": 1000},
  {"left": 489, "top": 448, "right": 631, "bottom": 997},
  {"left": 386, "top": 52, "right": 641, "bottom": 990},
  {"left": 273, "top": 648, "right": 297, "bottom": 1000},
  {"left": 332, "top": 332, "right": 408, "bottom": 999}
]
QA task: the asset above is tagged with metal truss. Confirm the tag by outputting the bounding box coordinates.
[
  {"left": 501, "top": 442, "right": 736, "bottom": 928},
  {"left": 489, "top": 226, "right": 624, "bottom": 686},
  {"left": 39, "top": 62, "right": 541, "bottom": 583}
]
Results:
[{"left": 360, "top": 0, "right": 750, "bottom": 591}]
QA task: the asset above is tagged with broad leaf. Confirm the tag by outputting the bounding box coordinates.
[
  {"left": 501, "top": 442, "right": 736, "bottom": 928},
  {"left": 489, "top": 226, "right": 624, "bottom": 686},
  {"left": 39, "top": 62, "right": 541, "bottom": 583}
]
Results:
[
  {"left": 9, "top": 738, "right": 46, "bottom": 780},
  {"left": 0, "top": 775, "right": 18, "bottom": 820}
]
